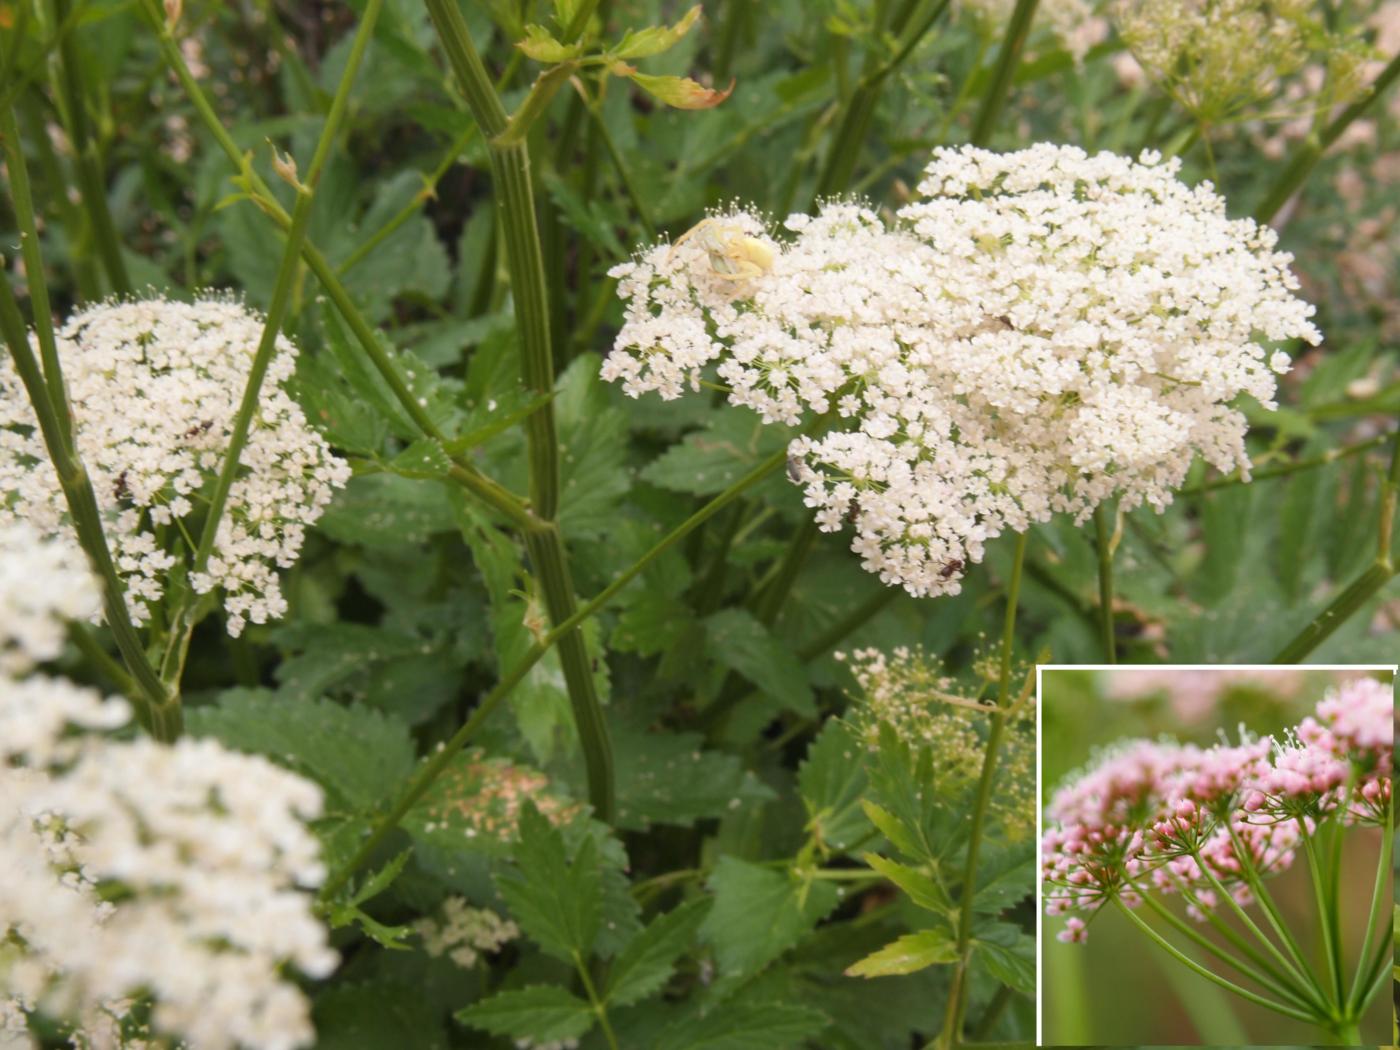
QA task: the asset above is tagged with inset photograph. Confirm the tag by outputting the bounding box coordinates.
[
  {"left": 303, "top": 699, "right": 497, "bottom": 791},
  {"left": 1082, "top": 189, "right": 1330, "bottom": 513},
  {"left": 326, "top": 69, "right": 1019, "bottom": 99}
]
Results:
[{"left": 1039, "top": 666, "right": 1395, "bottom": 1046}]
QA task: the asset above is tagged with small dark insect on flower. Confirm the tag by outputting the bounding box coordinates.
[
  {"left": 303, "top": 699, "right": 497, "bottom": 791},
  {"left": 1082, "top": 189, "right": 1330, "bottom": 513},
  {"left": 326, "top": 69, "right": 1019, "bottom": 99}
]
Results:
[
  {"left": 844, "top": 500, "right": 860, "bottom": 526},
  {"left": 939, "top": 559, "right": 963, "bottom": 579},
  {"left": 183, "top": 420, "right": 214, "bottom": 439},
  {"left": 113, "top": 470, "right": 130, "bottom": 501},
  {"left": 786, "top": 455, "right": 804, "bottom": 483}
]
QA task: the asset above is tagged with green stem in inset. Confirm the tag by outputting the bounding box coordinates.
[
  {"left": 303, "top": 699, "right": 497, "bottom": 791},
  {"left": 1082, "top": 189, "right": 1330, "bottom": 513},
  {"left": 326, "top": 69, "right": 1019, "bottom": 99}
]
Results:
[
  {"left": 317, "top": 445, "right": 795, "bottom": 902},
  {"left": 425, "top": 0, "right": 615, "bottom": 822},
  {"left": 1298, "top": 819, "right": 1346, "bottom": 1014},
  {"left": 1113, "top": 897, "right": 1318, "bottom": 1024},
  {"left": 1347, "top": 801, "right": 1394, "bottom": 1014},
  {"left": 1216, "top": 824, "right": 1330, "bottom": 1011},
  {"left": 1136, "top": 876, "right": 1326, "bottom": 1015},
  {"left": 1254, "top": 51, "right": 1400, "bottom": 223},
  {"left": 938, "top": 529, "right": 1029, "bottom": 1047},
  {"left": 1093, "top": 503, "right": 1116, "bottom": 663},
  {"left": 968, "top": 0, "right": 1039, "bottom": 147},
  {"left": 1190, "top": 838, "right": 1327, "bottom": 1010}
]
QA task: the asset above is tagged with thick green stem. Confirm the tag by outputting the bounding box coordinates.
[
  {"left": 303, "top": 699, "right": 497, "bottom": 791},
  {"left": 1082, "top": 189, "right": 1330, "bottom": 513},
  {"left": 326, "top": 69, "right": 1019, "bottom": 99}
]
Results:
[
  {"left": 425, "top": 0, "right": 615, "bottom": 823},
  {"left": 1114, "top": 897, "right": 1318, "bottom": 1024},
  {"left": 0, "top": 270, "right": 177, "bottom": 738},
  {"left": 1093, "top": 503, "right": 1115, "bottom": 663},
  {"left": 0, "top": 104, "right": 69, "bottom": 446},
  {"left": 1273, "top": 428, "right": 1398, "bottom": 662},
  {"left": 1254, "top": 51, "right": 1400, "bottom": 223},
  {"left": 938, "top": 530, "right": 1028, "bottom": 1048},
  {"left": 968, "top": 0, "right": 1038, "bottom": 146},
  {"left": 317, "top": 447, "right": 794, "bottom": 901},
  {"left": 814, "top": 0, "right": 950, "bottom": 198}
]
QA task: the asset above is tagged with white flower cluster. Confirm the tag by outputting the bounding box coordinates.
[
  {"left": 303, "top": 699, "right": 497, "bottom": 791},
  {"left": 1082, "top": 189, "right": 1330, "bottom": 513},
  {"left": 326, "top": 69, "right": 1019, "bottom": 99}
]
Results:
[
  {"left": 0, "top": 529, "right": 336, "bottom": 1050},
  {"left": 0, "top": 522, "right": 101, "bottom": 675},
  {"left": 606, "top": 144, "right": 1320, "bottom": 597},
  {"left": 413, "top": 897, "right": 519, "bottom": 969},
  {"left": 0, "top": 297, "right": 351, "bottom": 636}
]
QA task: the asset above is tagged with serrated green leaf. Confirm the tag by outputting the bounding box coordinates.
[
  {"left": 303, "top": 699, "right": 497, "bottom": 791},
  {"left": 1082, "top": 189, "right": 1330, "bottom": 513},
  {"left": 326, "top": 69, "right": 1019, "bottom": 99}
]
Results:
[
  {"left": 700, "top": 857, "right": 839, "bottom": 977},
  {"left": 612, "top": 724, "right": 774, "bottom": 830},
  {"left": 517, "top": 24, "right": 583, "bottom": 62},
  {"left": 799, "top": 719, "right": 870, "bottom": 851},
  {"left": 496, "top": 804, "right": 602, "bottom": 961},
  {"left": 705, "top": 608, "right": 815, "bottom": 716},
  {"left": 862, "top": 854, "right": 952, "bottom": 915},
  {"left": 186, "top": 689, "right": 414, "bottom": 812},
  {"left": 860, "top": 800, "right": 922, "bottom": 860},
  {"left": 605, "top": 898, "right": 709, "bottom": 1006},
  {"left": 653, "top": 1002, "right": 829, "bottom": 1050},
  {"left": 844, "top": 929, "right": 957, "bottom": 978},
  {"left": 625, "top": 70, "right": 734, "bottom": 109},
  {"left": 456, "top": 984, "right": 595, "bottom": 1042},
  {"left": 610, "top": 6, "right": 702, "bottom": 60},
  {"left": 640, "top": 407, "right": 790, "bottom": 495},
  {"left": 386, "top": 437, "right": 453, "bottom": 479},
  {"left": 974, "top": 932, "right": 1036, "bottom": 996}
]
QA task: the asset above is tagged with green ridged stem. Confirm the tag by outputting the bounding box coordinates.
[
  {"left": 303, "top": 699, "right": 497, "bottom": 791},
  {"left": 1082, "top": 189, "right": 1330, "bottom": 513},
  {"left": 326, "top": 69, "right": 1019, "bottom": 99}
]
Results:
[
  {"left": 937, "top": 529, "right": 1029, "bottom": 1048},
  {"left": 1094, "top": 503, "right": 1116, "bottom": 662},
  {"left": 424, "top": 0, "right": 615, "bottom": 822}
]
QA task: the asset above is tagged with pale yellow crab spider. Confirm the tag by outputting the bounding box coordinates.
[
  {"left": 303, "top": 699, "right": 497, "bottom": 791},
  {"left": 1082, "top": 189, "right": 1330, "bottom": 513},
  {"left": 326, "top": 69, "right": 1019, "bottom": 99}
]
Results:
[{"left": 668, "top": 217, "right": 775, "bottom": 280}]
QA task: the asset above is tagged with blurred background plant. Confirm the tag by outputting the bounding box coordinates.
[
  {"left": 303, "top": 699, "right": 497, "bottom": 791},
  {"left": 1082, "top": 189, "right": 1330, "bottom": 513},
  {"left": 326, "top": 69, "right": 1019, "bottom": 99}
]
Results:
[
  {"left": 1041, "top": 667, "right": 1394, "bottom": 1045},
  {"left": 0, "top": 0, "right": 1397, "bottom": 1046}
]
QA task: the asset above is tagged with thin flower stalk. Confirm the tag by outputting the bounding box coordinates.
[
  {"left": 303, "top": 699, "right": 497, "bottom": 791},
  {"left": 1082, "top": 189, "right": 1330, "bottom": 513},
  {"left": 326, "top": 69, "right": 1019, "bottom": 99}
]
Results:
[
  {"left": 425, "top": 0, "right": 617, "bottom": 822},
  {"left": 1094, "top": 503, "right": 1116, "bottom": 662},
  {"left": 938, "top": 530, "right": 1029, "bottom": 1048},
  {"left": 1274, "top": 426, "right": 1399, "bottom": 662},
  {"left": 157, "top": 0, "right": 384, "bottom": 694},
  {"left": 1254, "top": 50, "right": 1400, "bottom": 224}
]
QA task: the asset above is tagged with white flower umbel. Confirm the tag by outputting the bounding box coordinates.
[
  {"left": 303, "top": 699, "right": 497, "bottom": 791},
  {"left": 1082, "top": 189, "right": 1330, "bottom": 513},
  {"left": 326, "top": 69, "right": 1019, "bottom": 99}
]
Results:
[
  {"left": 606, "top": 145, "right": 1320, "bottom": 597},
  {"left": 0, "top": 297, "right": 351, "bottom": 636},
  {"left": 0, "top": 528, "right": 336, "bottom": 1050},
  {"left": 0, "top": 523, "right": 101, "bottom": 675}
]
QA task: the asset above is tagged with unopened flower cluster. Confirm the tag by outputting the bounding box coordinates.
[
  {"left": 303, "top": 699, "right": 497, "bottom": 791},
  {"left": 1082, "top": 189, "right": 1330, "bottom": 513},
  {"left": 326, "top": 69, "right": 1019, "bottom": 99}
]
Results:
[
  {"left": 1, "top": 527, "right": 336, "bottom": 1049},
  {"left": 607, "top": 145, "right": 1319, "bottom": 597},
  {"left": 414, "top": 897, "right": 519, "bottom": 969},
  {"left": 959, "top": 0, "right": 1107, "bottom": 62},
  {"left": 843, "top": 646, "right": 1035, "bottom": 841},
  {"left": 1043, "top": 677, "right": 1393, "bottom": 943},
  {"left": 0, "top": 296, "right": 350, "bottom": 636}
]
